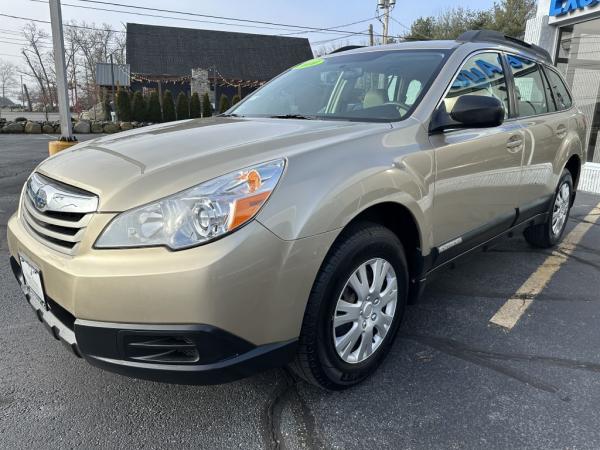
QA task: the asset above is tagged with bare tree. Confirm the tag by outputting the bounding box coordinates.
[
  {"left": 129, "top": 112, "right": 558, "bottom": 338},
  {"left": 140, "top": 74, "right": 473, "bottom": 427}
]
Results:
[
  {"left": 19, "top": 20, "right": 126, "bottom": 112},
  {"left": 0, "top": 59, "right": 17, "bottom": 101},
  {"left": 21, "top": 22, "right": 56, "bottom": 109},
  {"left": 66, "top": 21, "right": 125, "bottom": 110}
]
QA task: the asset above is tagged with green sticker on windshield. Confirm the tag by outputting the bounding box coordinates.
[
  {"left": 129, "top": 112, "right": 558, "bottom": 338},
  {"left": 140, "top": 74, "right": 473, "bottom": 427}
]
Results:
[{"left": 293, "top": 58, "right": 324, "bottom": 70}]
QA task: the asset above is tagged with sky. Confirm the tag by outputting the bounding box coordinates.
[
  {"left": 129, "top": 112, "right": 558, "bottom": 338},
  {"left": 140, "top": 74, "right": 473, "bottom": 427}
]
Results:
[{"left": 0, "top": 0, "right": 496, "bottom": 98}]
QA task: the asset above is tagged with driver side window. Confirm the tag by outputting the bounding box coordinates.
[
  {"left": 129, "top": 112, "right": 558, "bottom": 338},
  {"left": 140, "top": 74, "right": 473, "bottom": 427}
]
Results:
[{"left": 444, "top": 52, "right": 509, "bottom": 119}]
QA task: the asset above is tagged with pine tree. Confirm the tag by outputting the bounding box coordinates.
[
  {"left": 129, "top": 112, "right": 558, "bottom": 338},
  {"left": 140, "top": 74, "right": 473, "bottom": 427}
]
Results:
[
  {"left": 146, "top": 91, "right": 162, "bottom": 123},
  {"left": 176, "top": 92, "right": 190, "bottom": 120},
  {"left": 162, "top": 90, "right": 176, "bottom": 122},
  {"left": 232, "top": 94, "right": 241, "bottom": 106},
  {"left": 190, "top": 92, "right": 201, "bottom": 118},
  {"left": 115, "top": 88, "right": 131, "bottom": 122},
  {"left": 202, "top": 93, "right": 212, "bottom": 118},
  {"left": 219, "top": 94, "right": 230, "bottom": 114},
  {"left": 131, "top": 91, "right": 146, "bottom": 122}
]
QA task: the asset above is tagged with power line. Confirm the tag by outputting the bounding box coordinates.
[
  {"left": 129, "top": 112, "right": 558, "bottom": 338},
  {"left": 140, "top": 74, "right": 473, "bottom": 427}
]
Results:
[
  {"left": 279, "top": 17, "right": 378, "bottom": 37},
  {"left": 1, "top": 10, "right": 380, "bottom": 48},
  {"left": 70, "top": 0, "right": 381, "bottom": 37},
  {"left": 0, "top": 12, "right": 121, "bottom": 33},
  {"left": 390, "top": 15, "right": 432, "bottom": 40},
  {"left": 28, "top": 0, "right": 307, "bottom": 34},
  {"left": 312, "top": 30, "right": 369, "bottom": 46}
]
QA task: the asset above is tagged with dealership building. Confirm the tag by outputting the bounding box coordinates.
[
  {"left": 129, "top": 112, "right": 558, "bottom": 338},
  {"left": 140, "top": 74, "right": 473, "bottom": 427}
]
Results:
[{"left": 526, "top": 0, "right": 600, "bottom": 165}]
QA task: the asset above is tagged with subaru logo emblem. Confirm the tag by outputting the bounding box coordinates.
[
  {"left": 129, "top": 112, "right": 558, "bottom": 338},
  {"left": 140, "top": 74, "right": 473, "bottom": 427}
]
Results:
[{"left": 34, "top": 187, "right": 48, "bottom": 211}]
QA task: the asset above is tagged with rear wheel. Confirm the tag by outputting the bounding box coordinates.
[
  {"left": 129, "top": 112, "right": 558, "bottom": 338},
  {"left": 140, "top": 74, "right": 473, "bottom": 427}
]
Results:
[
  {"left": 290, "top": 222, "right": 408, "bottom": 390},
  {"left": 524, "top": 170, "right": 573, "bottom": 248}
]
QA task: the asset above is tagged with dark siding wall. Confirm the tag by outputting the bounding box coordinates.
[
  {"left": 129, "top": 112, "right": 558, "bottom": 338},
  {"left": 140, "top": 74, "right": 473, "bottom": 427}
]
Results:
[{"left": 126, "top": 23, "right": 313, "bottom": 81}]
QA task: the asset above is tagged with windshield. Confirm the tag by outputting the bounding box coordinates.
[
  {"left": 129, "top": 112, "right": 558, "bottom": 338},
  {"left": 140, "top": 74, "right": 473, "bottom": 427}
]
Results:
[{"left": 230, "top": 50, "right": 448, "bottom": 122}]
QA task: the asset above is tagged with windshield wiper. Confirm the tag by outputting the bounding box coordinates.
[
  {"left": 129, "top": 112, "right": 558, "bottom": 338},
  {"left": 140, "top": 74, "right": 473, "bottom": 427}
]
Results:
[
  {"left": 219, "top": 113, "right": 244, "bottom": 117},
  {"left": 269, "top": 114, "right": 315, "bottom": 120}
]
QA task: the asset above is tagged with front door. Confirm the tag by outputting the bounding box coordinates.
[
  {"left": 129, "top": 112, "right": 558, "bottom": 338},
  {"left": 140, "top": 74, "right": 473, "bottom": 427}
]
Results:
[{"left": 429, "top": 52, "right": 523, "bottom": 260}]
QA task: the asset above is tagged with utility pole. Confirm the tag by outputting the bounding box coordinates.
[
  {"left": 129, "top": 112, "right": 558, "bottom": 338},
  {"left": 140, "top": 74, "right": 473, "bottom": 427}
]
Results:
[
  {"left": 110, "top": 53, "right": 116, "bottom": 121},
  {"left": 48, "top": 0, "right": 73, "bottom": 139},
  {"left": 20, "top": 75, "right": 24, "bottom": 109},
  {"left": 369, "top": 24, "right": 374, "bottom": 46},
  {"left": 377, "top": 0, "right": 396, "bottom": 44}
]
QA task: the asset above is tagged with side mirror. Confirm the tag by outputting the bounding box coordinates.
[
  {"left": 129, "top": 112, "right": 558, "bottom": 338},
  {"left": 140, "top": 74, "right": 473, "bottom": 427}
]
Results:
[{"left": 430, "top": 95, "right": 505, "bottom": 133}]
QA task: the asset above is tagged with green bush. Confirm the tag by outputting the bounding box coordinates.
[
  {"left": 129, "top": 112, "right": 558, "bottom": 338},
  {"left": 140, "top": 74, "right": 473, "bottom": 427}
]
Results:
[
  {"left": 190, "top": 92, "right": 201, "bottom": 119},
  {"left": 102, "top": 88, "right": 111, "bottom": 121},
  {"left": 219, "top": 94, "right": 230, "bottom": 114},
  {"left": 232, "top": 94, "right": 241, "bottom": 106},
  {"left": 176, "top": 92, "right": 189, "bottom": 120},
  {"left": 115, "top": 88, "right": 131, "bottom": 122},
  {"left": 146, "top": 91, "right": 162, "bottom": 123},
  {"left": 131, "top": 91, "right": 146, "bottom": 122},
  {"left": 162, "top": 90, "right": 176, "bottom": 122},
  {"left": 202, "top": 93, "right": 212, "bottom": 118}
]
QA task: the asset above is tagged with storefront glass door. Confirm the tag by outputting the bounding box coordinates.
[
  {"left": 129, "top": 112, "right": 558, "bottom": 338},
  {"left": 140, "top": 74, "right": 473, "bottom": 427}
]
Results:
[{"left": 557, "top": 17, "right": 600, "bottom": 163}]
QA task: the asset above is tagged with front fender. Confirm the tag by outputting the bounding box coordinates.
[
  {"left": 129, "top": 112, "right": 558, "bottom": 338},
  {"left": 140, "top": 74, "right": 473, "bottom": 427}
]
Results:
[{"left": 257, "top": 121, "right": 435, "bottom": 254}]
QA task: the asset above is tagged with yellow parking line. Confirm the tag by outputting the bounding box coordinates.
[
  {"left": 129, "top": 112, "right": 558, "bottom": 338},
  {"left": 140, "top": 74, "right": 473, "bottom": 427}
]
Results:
[{"left": 489, "top": 203, "right": 600, "bottom": 330}]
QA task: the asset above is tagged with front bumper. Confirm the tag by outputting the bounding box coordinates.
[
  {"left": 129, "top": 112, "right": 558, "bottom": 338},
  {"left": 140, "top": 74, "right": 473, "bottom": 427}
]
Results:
[
  {"left": 7, "top": 211, "right": 338, "bottom": 383},
  {"left": 10, "top": 256, "right": 297, "bottom": 384},
  {"left": 7, "top": 213, "right": 337, "bottom": 345}
]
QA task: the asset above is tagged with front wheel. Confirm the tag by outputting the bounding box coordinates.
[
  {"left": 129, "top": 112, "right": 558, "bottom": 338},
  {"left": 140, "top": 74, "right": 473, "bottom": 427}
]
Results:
[
  {"left": 524, "top": 170, "right": 573, "bottom": 248},
  {"left": 290, "top": 223, "right": 408, "bottom": 390}
]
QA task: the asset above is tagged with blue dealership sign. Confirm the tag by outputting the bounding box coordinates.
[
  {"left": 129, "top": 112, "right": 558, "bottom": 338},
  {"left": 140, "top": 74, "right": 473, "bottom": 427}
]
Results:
[{"left": 550, "top": 0, "right": 600, "bottom": 16}]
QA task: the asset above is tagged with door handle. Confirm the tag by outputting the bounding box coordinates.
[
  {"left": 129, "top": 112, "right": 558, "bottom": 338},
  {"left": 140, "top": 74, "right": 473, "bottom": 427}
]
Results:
[
  {"left": 556, "top": 124, "right": 567, "bottom": 138},
  {"left": 506, "top": 137, "right": 523, "bottom": 152}
]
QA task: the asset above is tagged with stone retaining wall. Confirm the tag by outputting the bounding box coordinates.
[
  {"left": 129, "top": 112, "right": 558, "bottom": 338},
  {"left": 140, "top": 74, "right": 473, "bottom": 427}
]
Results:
[{"left": 0, "top": 119, "right": 150, "bottom": 134}]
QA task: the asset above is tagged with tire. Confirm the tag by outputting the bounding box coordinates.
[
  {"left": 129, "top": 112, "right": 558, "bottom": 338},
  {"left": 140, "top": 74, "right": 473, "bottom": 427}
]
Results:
[
  {"left": 290, "top": 222, "right": 408, "bottom": 390},
  {"left": 524, "top": 169, "right": 573, "bottom": 248}
]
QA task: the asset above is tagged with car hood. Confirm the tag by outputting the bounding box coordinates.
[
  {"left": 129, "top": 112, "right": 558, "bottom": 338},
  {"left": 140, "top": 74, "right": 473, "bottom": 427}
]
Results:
[{"left": 36, "top": 117, "right": 388, "bottom": 211}]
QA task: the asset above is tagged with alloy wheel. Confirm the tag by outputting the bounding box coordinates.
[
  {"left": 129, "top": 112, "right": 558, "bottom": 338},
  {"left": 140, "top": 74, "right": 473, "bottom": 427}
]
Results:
[
  {"left": 552, "top": 182, "right": 571, "bottom": 236},
  {"left": 332, "top": 258, "right": 398, "bottom": 364}
]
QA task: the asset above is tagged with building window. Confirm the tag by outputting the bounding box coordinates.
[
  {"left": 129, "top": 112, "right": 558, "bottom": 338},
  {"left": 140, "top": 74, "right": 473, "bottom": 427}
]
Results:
[{"left": 556, "top": 18, "right": 600, "bottom": 162}]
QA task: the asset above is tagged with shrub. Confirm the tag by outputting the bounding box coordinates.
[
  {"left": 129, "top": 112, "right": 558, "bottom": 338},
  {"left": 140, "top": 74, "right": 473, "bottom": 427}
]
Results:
[
  {"left": 219, "top": 94, "right": 230, "bottom": 114},
  {"left": 162, "top": 90, "right": 176, "bottom": 122},
  {"left": 14, "top": 116, "right": 27, "bottom": 122},
  {"left": 146, "top": 91, "right": 162, "bottom": 123},
  {"left": 202, "top": 93, "right": 212, "bottom": 117},
  {"left": 176, "top": 92, "right": 189, "bottom": 120},
  {"left": 190, "top": 92, "right": 201, "bottom": 118},
  {"left": 232, "top": 94, "right": 241, "bottom": 106},
  {"left": 131, "top": 91, "right": 146, "bottom": 122},
  {"left": 102, "top": 88, "right": 111, "bottom": 121},
  {"left": 115, "top": 88, "right": 131, "bottom": 122}
]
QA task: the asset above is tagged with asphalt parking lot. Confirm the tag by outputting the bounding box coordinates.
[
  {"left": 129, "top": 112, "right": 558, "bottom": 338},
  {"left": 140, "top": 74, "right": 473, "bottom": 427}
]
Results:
[{"left": 2, "top": 134, "right": 600, "bottom": 449}]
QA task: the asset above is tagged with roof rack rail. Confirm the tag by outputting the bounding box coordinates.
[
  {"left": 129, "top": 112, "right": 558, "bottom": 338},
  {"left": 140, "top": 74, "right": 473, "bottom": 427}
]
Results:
[
  {"left": 329, "top": 45, "right": 365, "bottom": 55},
  {"left": 457, "top": 30, "right": 552, "bottom": 64}
]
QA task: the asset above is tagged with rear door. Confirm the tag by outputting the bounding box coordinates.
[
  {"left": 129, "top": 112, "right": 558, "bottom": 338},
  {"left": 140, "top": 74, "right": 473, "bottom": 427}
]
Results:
[
  {"left": 430, "top": 51, "right": 524, "bottom": 260},
  {"left": 507, "top": 55, "right": 567, "bottom": 219}
]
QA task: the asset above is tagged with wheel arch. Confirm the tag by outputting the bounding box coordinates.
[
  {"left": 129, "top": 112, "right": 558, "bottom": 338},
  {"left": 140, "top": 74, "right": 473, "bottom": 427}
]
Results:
[
  {"left": 564, "top": 153, "right": 582, "bottom": 191},
  {"left": 337, "top": 201, "right": 425, "bottom": 302}
]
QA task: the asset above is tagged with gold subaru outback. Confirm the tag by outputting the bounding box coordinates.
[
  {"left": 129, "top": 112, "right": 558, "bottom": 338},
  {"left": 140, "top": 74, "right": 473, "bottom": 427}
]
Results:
[{"left": 8, "top": 31, "right": 586, "bottom": 389}]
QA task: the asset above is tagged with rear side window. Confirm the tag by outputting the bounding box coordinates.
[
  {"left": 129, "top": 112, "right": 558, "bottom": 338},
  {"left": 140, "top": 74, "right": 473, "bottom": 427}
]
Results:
[
  {"left": 508, "top": 57, "right": 551, "bottom": 117},
  {"left": 545, "top": 68, "right": 573, "bottom": 110},
  {"left": 444, "top": 52, "right": 510, "bottom": 118}
]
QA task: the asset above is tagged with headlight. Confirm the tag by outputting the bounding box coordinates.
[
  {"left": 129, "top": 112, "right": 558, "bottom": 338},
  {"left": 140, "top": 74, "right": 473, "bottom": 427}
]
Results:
[{"left": 95, "top": 159, "right": 285, "bottom": 250}]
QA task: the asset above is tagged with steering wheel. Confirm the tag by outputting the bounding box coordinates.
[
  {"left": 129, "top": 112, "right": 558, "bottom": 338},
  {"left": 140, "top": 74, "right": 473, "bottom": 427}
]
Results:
[{"left": 384, "top": 101, "right": 410, "bottom": 115}]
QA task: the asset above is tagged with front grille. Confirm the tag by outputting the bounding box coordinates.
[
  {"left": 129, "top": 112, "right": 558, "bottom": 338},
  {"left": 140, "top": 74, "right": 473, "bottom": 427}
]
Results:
[{"left": 21, "top": 173, "right": 98, "bottom": 254}]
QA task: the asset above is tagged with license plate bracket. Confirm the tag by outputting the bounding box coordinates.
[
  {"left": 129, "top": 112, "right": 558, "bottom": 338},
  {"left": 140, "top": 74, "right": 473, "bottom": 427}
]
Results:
[{"left": 19, "top": 254, "right": 47, "bottom": 310}]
